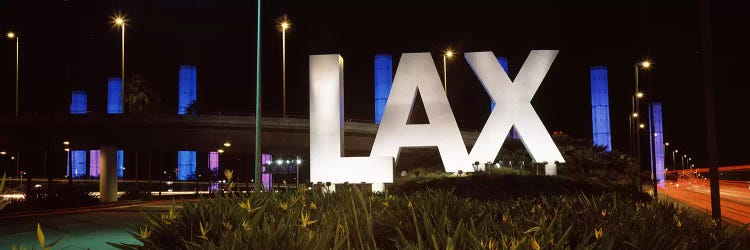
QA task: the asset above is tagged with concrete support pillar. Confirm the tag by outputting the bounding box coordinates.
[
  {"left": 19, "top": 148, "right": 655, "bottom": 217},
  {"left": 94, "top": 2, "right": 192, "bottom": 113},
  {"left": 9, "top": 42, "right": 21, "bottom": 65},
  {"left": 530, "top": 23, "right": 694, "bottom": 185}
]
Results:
[{"left": 100, "top": 146, "right": 118, "bottom": 202}]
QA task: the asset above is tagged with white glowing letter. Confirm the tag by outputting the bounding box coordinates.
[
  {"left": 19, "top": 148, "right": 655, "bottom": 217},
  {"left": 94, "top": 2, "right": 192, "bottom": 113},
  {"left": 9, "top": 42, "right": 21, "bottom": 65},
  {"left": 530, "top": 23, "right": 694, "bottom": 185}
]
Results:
[
  {"left": 465, "top": 50, "right": 565, "bottom": 175},
  {"left": 370, "top": 53, "right": 472, "bottom": 173},
  {"left": 309, "top": 54, "right": 394, "bottom": 184}
]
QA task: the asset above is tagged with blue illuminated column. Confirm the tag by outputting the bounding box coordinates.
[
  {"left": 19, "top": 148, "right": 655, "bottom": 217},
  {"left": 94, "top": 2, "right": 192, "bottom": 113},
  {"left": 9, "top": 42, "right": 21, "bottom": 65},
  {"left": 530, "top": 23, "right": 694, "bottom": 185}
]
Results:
[
  {"left": 177, "top": 151, "right": 197, "bottom": 180},
  {"left": 67, "top": 90, "right": 88, "bottom": 178},
  {"left": 106, "top": 78, "right": 125, "bottom": 176},
  {"left": 177, "top": 65, "right": 198, "bottom": 181},
  {"left": 67, "top": 150, "right": 87, "bottom": 178},
  {"left": 649, "top": 102, "right": 665, "bottom": 186},
  {"left": 117, "top": 150, "right": 124, "bottom": 178},
  {"left": 374, "top": 54, "right": 393, "bottom": 124},
  {"left": 107, "top": 78, "right": 123, "bottom": 114},
  {"left": 70, "top": 91, "right": 87, "bottom": 114},
  {"left": 178, "top": 65, "right": 197, "bottom": 114},
  {"left": 590, "top": 66, "right": 612, "bottom": 152}
]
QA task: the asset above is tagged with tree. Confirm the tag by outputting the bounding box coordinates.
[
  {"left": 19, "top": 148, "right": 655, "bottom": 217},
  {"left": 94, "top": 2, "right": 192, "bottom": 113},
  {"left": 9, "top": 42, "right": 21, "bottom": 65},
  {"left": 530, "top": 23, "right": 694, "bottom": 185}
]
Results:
[{"left": 125, "top": 74, "right": 161, "bottom": 114}]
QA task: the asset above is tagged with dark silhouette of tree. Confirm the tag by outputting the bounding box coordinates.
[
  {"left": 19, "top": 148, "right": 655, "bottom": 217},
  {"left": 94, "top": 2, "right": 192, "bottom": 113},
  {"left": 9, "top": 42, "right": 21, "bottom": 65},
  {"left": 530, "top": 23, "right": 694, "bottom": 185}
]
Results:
[
  {"left": 125, "top": 74, "right": 161, "bottom": 114},
  {"left": 186, "top": 100, "right": 199, "bottom": 115}
]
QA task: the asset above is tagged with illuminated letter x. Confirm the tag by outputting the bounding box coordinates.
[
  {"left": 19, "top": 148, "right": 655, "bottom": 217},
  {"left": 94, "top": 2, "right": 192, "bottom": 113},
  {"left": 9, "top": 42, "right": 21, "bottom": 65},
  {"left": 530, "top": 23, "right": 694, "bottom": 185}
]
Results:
[{"left": 465, "top": 51, "right": 565, "bottom": 175}]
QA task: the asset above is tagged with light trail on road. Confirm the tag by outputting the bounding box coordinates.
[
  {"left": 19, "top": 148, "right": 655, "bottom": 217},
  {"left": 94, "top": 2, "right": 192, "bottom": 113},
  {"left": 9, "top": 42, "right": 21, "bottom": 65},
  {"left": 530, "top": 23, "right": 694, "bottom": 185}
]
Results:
[{"left": 659, "top": 165, "right": 750, "bottom": 226}]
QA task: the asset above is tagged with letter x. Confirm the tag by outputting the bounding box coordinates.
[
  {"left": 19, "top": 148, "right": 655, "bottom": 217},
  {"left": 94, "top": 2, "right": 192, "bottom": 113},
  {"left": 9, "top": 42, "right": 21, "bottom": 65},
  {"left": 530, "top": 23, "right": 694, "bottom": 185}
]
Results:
[{"left": 465, "top": 51, "right": 565, "bottom": 175}]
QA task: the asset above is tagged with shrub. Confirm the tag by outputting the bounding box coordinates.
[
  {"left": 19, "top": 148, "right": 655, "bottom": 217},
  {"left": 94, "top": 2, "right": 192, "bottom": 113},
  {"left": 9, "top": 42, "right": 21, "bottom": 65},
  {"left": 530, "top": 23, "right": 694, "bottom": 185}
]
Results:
[
  {"left": 389, "top": 173, "right": 651, "bottom": 202},
  {"left": 111, "top": 187, "right": 750, "bottom": 249}
]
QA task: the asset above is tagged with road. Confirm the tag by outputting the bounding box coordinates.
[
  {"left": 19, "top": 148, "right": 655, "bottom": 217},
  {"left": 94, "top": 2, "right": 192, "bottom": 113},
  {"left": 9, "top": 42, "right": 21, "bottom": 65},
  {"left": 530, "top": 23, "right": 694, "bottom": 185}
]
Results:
[
  {"left": 0, "top": 201, "right": 174, "bottom": 249},
  {"left": 659, "top": 169, "right": 750, "bottom": 226}
]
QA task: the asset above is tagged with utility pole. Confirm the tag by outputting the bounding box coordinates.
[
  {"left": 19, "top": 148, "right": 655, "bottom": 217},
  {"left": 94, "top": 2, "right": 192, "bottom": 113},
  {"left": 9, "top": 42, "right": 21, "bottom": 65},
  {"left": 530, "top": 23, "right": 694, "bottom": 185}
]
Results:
[{"left": 699, "top": 0, "right": 721, "bottom": 221}]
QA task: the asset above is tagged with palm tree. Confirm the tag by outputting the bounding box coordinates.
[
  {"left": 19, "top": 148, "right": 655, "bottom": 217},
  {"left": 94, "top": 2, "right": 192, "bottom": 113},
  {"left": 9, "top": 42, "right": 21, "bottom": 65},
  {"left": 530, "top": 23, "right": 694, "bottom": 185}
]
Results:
[{"left": 125, "top": 73, "right": 161, "bottom": 114}]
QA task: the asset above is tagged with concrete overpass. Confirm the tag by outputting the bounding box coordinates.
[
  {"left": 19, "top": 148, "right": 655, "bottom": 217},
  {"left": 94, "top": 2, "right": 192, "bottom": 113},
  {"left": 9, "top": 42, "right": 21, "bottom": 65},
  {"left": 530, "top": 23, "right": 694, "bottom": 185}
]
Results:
[
  {"left": 1, "top": 114, "right": 481, "bottom": 180},
  {"left": 1, "top": 113, "right": 479, "bottom": 154}
]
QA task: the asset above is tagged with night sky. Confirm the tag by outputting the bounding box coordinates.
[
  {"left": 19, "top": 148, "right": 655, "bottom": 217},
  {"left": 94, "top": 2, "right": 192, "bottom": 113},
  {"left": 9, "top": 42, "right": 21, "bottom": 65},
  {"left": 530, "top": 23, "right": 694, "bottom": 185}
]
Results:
[{"left": 1, "top": 0, "right": 748, "bottom": 167}]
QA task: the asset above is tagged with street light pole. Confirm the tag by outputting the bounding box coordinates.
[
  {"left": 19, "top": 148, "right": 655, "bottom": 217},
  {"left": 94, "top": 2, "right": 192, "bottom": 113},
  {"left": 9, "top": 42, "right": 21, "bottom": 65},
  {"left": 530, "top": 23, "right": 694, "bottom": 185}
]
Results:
[
  {"left": 682, "top": 155, "right": 686, "bottom": 170},
  {"left": 442, "top": 50, "right": 453, "bottom": 94},
  {"left": 700, "top": 0, "right": 722, "bottom": 222},
  {"left": 631, "top": 65, "right": 639, "bottom": 156},
  {"left": 443, "top": 55, "right": 447, "bottom": 92},
  {"left": 121, "top": 23, "right": 125, "bottom": 112},
  {"left": 254, "top": 0, "right": 263, "bottom": 192},
  {"left": 14, "top": 35, "right": 19, "bottom": 117},
  {"left": 15, "top": 153, "right": 19, "bottom": 179},
  {"left": 6, "top": 32, "right": 19, "bottom": 116},
  {"left": 114, "top": 16, "right": 126, "bottom": 113},
  {"left": 633, "top": 61, "right": 650, "bottom": 195},
  {"left": 280, "top": 20, "right": 289, "bottom": 118}
]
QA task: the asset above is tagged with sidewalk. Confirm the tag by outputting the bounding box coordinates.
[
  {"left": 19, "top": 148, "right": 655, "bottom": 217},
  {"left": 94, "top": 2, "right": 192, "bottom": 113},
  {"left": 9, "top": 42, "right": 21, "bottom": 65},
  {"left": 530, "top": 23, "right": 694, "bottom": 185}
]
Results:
[{"left": 0, "top": 200, "right": 175, "bottom": 249}]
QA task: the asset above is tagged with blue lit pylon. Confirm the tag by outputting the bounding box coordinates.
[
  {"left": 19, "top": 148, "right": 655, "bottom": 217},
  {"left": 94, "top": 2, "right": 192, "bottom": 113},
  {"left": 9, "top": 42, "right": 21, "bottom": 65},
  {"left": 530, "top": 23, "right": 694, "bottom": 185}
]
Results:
[
  {"left": 590, "top": 66, "right": 612, "bottom": 152},
  {"left": 650, "top": 102, "right": 665, "bottom": 186},
  {"left": 374, "top": 54, "right": 393, "bottom": 124}
]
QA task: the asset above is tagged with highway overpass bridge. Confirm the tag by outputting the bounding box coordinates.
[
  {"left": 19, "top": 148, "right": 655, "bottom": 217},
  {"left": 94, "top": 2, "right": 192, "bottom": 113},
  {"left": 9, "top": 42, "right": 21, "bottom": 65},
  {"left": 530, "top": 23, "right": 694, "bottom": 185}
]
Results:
[{"left": 0, "top": 114, "right": 480, "bottom": 177}]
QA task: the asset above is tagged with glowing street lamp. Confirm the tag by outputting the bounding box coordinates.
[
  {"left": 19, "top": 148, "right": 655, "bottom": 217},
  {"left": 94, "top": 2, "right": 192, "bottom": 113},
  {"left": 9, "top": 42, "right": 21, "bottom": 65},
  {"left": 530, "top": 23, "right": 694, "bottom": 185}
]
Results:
[
  {"left": 640, "top": 60, "right": 652, "bottom": 69},
  {"left": 7, "top": 32, "right": 19, "bottom": 116},
  {"left": 218, "top": 149, "right": 225, "bottom": 154},
  {"left": 630, "top": 59, "right": 652, "bottom": 170},
  {"left": 443, "top": 49, "right": 455, "bottom": 93},
  {"left": 223, "top": 142, "right": 231, "bottom": 147},
  {"left": 113, "top": 15, "right": 126, "bottom": 112},
  {"left": 279, "top": 17, "right": 291, "bottom": 118}
]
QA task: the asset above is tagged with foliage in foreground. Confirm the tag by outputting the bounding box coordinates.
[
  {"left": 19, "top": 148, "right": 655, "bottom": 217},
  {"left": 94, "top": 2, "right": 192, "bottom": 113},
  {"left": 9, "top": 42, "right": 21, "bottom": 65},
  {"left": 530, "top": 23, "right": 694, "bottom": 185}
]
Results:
[{"left": 111, "top": 187, "right": 750, "bottom": 249}]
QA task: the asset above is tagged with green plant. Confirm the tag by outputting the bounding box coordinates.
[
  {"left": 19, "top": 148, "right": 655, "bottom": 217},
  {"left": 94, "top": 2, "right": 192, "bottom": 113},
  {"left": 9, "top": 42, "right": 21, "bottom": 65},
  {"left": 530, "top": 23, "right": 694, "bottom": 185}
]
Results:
[
  {"left": 112, "top": 185, "right": 750, "bottom": 249},
  {"left": 0, "top": 172, "right": 8, "bottom": 211}
]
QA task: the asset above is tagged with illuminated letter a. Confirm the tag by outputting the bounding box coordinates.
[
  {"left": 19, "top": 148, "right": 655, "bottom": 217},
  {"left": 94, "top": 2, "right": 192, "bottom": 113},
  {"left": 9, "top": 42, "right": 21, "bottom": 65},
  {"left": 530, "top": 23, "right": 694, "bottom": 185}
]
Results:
[{"left": 370, "top": 53, "right": 472, "bottom": 173}]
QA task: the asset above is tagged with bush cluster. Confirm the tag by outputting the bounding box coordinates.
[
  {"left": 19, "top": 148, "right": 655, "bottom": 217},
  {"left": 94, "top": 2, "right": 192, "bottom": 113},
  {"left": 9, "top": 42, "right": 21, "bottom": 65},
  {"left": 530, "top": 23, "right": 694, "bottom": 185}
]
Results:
[{"left": 111, "top": 185, "right": 750, "bottom": 249}]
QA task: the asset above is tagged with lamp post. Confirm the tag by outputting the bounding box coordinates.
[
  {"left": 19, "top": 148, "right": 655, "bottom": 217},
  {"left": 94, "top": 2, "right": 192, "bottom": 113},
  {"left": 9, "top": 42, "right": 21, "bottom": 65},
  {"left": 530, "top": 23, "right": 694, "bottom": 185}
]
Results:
[
  {"left": 114, "top": 16, "right": 126, "bottom": 113},
  {"left": 6, "top": 32, "right": 19, "bottom": 116},
  {"left": 254, "top": 0, "right": 263, "bottom": 192},
  {"left": 442, "top": 50, "right": 454, "bottom": 93},
  {"left": 640, "top": 60, "right": 660, "bottom": 198},
  {"left": 682, "top": 154, "right": 687, "bottom": 170},
  {"left": 295, "top": 158, "right": 302, "bottom": 191},
  {"left": 632, "top": 59, "right": 654, "bottom": 196},
  {"left": 631, "top": 61, "right": 649, "bottom": 174},
  {"left": 672, "top": 149, "right": 678, "bottom": 171},
  {"left": 64, "top": 141, "right": 71, "bottom": 184},
  {"left": 280, "top": 19, "right": 290, "bottom": 118}
]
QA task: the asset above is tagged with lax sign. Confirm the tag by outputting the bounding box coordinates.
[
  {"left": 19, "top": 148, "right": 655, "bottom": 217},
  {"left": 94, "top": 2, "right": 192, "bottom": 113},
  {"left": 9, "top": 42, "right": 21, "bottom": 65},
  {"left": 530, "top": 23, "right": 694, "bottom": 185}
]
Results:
[{"left": 309, "top": 51, "right": 565, "bottom": 187}]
